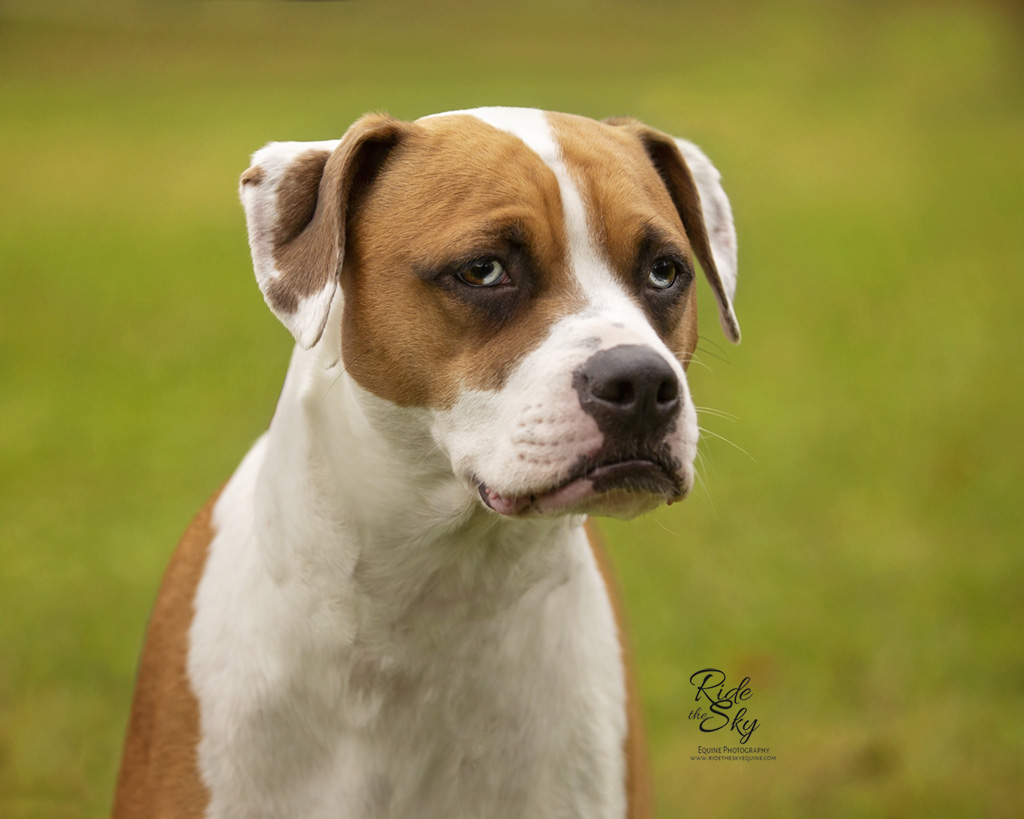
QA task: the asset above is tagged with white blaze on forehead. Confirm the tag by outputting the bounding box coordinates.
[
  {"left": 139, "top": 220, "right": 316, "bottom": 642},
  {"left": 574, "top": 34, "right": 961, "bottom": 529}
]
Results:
[{"left": 421, "top": 107, "right": 637, "bottom": 314}]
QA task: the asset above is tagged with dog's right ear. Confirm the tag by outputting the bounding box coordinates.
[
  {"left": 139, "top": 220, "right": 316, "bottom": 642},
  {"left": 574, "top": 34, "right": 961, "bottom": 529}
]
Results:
[
  {"left": 604, "top": 118, "right": 741, "bottom": 344},
  {"left": 240, "top": 114, "right": 406, "bottom": 349}
]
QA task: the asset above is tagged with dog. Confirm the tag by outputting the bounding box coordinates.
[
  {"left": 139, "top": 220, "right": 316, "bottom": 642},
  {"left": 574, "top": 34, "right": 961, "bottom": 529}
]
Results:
[{"left": 112, "top": 107, "right": 740, "bottom": 819}]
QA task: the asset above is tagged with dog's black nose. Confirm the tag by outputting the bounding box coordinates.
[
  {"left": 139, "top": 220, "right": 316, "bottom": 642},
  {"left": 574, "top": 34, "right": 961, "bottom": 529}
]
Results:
[{"left": 573, "top": 345, "right": 681, "bottom": 439}]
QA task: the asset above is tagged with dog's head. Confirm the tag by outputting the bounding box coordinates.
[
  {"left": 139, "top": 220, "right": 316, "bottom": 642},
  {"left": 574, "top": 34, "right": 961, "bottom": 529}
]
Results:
[{"left": 240, "top": 108, "right": 739, "bottom": 520}]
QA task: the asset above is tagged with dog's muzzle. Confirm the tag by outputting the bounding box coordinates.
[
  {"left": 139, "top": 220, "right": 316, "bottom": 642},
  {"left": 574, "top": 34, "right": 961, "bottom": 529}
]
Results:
[{"left": 478, "top": 344, "right": 686, "bottom": 517}]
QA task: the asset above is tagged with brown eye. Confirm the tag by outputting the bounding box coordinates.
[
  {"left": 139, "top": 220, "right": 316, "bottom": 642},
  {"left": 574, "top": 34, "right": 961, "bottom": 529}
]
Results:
[
  {"left": 458, "top": 259, "right": 509, "bottom": 287},
  {"left": 648, "top": 258, "right": 678, "bottom": 290}
]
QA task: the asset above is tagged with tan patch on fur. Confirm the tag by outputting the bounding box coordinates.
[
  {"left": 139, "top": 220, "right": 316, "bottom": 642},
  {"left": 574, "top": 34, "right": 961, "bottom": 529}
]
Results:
[
  {"left": 678, "top": 291, "right": 699, "bottom": 370},
  {"left": 265, "top": 115, "right": 407, "bottom": 318},
  {"left": 273, "top": 150, "right": 331, "bottom": 247},
  {"left": 240, "top": 165, "right": 265, "bottom": 186},
  {"left": 112, "top": 490, "right": 221, "bottom": 818},
  {"left": 340, "top": 114, "right": 586, "bottom": 408},
  {"left": 585, "top": 519, "right": 655, "bottom": 819},
  {"left": 606, "top": 117, "right": 739, "bottom": 344},
  {"left": 549, "top": 113, "right": 702, "bottom": 365}
]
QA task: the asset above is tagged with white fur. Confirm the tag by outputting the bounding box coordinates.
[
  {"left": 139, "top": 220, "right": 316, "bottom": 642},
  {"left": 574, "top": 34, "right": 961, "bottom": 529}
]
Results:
[
  {"left": 189, "top": 339, "right": 627, "bottom": 817},
  {"left": 190, "top": 243, "right": 629, "bottom": 816},
  {"left": 433, "top": 309, "right": 697, "bottom": 512},
  {"left": 188, "top": 107, "right": 736, "bottom": 818}
]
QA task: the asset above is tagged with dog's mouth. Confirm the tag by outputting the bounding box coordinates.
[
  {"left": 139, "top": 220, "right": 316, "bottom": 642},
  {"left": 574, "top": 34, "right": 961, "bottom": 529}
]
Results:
[{"left": 477, "top": 453, "right": 685, "bottom": 518}]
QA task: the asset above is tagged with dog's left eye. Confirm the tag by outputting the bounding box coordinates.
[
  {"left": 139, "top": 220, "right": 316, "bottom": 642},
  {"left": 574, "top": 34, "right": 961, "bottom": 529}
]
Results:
[
  {"left": 648, "top": 258, "right": 680, "bottom": 290},
  {"left": 457, "top": 259, "right": 510, "bottom": 287}
]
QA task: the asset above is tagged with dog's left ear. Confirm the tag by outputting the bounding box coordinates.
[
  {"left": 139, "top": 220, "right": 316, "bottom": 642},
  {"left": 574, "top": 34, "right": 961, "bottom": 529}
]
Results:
[
  {"left": 240, "top": 114, "right": 407, "bottom": 348},
  {"left": 605, "top": 119, "right": 741, "bottom": 343}
]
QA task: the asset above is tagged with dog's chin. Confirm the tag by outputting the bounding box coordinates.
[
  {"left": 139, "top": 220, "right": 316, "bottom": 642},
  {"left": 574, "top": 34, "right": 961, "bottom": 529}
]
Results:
[{"left": 478, "top": 460, "right": 687, "bottom": 520}]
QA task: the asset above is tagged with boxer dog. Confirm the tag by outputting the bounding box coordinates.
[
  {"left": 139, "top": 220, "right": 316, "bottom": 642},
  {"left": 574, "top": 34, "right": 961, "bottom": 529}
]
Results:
[{"left": 113, "top": 107, "right": 740, "bottom": 819}]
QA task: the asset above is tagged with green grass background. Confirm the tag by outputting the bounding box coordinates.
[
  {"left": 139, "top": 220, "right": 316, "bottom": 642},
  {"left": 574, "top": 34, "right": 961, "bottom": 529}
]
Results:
[{"left": 1, "top": 1, "right": 1021, "bottom": 816}]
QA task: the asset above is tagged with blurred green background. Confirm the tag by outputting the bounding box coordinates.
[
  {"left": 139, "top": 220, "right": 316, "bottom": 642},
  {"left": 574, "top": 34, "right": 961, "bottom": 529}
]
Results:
[{"left": 1, "top": 0, "right": 1021, "bottom": 816}]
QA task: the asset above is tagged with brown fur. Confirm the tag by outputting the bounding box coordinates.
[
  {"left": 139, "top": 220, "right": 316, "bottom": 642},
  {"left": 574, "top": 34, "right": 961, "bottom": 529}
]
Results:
[
  {"left": 112, "top": 491, "right": 220, "bottom": 817},
  {"left": 550, "top": 113, "right": 702, "bottom": 365},
  {"left": 240, "top": 165, "right": 266, "bottom": 187},
  {"left": 264, "top": 115, "right": 407, "bottom": 321},
  {"left": 341, "top": 114, "right": 585, "bottom": 408},
  {"left": 339, "top": 113, "right": 706, "bottom": 409},
  {"left": 605, "top": 117, "right": 739, "bottom": 343},
  {"left": 249, "top": 112, "right": 713, "bottom": 402},
  {"left": 272, "top": 149, "right": 332, "bottom": 247}
]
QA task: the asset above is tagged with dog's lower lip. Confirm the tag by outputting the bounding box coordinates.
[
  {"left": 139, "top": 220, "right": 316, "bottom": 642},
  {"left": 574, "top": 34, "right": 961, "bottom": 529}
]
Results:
[
  {"left": 478, "top": 483, "right": 534, "bottom": 516},
  {"left": 479, "top": 458, "right": 680, "bottom": 516}
]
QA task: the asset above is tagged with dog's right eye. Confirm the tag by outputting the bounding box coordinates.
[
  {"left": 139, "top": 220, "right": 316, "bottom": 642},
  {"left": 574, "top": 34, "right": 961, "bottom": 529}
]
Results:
[
  {"left": 457, "top": 259, "right": 511, "bottom": 288},
  {"left": 648, "top": 258, "right": 679, "bottom": 290}
]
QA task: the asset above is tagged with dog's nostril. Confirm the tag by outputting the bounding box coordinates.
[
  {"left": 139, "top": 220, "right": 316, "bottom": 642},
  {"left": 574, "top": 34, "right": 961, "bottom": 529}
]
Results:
[
  {"left": 593, "top": 377, "right": 635, "bottom": 406},
  {"left": 656, "top": 376, "right": 679, "bottom": 405}
]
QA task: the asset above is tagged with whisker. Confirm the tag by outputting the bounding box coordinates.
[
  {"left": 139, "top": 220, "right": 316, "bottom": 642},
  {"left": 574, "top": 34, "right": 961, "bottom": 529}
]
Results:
[
  {"left": 695, "top": 336, "right": 733, "bottom": 366},
  {"left": 694, "top": 440, "right": 717, "bottom": 479},
  {"left": 653, "top": 514, "right": 682, "bottom": 538},
  {"left": 696, "top": 448, "right": 712, "bottom": 479},
  {"left": 695, "top": 406, "right": 738, "bottom": 422},
  {"left": 684, "top": 353, "right": 714, "bottom": 374},
  {"left": 698, "top": 426, "right": 755, "bottom": 462},
  {"left": 692, "top": 465, "right": 718, "bottom": 519}
]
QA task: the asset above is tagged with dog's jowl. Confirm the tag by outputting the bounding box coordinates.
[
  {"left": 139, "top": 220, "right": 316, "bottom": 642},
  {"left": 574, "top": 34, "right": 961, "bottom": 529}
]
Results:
[{"left": 113, "top": 107, "right": 741, "bottom": 819}]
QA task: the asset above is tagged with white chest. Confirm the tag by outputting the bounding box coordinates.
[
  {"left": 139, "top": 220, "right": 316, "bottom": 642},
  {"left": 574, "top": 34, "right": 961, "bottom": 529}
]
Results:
[{"left": 187, "top": 444, "right": 628, "bottom": 819}]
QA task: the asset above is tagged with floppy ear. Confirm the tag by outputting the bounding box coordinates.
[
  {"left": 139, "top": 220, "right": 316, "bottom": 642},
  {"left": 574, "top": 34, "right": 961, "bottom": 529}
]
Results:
[
  {"left": 605, "top": 119, "right": 741, "bottom": 343},
  {"left": 239, "top": 114, "right": 406, "bottom": 348}
]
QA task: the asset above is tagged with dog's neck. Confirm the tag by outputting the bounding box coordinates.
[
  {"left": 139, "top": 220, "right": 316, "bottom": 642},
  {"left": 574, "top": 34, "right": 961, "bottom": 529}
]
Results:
[{"left": 250, "top": 337, "right": 580, "bottom": 648}]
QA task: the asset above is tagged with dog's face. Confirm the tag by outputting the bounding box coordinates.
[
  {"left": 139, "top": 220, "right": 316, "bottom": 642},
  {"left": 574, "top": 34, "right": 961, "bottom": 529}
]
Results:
[{"left": 240, "top": 108, "right": 739, "bottom": 519}]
